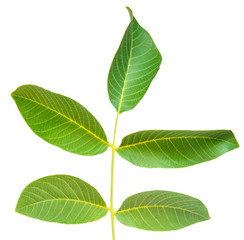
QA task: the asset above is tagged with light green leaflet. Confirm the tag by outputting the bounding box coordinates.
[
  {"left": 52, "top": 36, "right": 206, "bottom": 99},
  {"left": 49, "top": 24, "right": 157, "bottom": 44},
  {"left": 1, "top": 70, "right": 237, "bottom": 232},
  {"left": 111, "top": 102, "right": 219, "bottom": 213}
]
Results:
[
  {"left": 11, "top": 85, "right": 110, "bottom": 156},
  {"left": 115, "top": 190, "right": 210, "bottom": 231},
  {"left": 107, "top": 7, "right": 162, "bottom": 114},
  {"left": 16, "top": 175, "right": 109, "bottom": 224},
  {"left": 117, "top": 130, "right": 239, "bottom": 168}
]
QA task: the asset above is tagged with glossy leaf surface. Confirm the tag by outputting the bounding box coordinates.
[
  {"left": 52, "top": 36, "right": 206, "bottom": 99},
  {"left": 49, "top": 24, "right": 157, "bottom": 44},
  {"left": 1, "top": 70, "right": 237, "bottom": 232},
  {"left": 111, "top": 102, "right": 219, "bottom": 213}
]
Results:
[
  {"left": 12, "top": 85, "right": 109, "bottom": 155},
  {"left": 116, "top": 190, "right": 210, "bottom": 231},
  {"left": 16, "top": 175, "right": 109, "bottom": 224},
  {"left": 117, "top": 130, "right": 239, "bottom": 168},
  {"left": 107, "top": 7, "right": 162, "bottom": 114}
]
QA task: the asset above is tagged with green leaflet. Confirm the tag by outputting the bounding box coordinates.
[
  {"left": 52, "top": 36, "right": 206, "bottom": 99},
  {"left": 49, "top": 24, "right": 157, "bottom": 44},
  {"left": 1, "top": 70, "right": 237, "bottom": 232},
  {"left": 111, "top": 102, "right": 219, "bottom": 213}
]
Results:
[
  {"left": 107, "top": 7, "right": 162, "bottom": 114},
  {"left": 16, "top": 175, "right": 109, "bottom": 224},
  {"left": 11, "top": 85, "right": 110, "bottom": 156},
  {"left": 117, "top": 130, "right": 239, "bottom": 168},
  {"left": 115, "top": 190, "right": 210, "bottom": 231}
]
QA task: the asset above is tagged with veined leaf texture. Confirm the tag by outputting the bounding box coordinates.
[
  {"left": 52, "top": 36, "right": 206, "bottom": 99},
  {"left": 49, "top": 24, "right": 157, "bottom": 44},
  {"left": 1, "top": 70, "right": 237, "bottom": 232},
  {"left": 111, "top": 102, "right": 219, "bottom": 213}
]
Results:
[
  {"left": 117, "top": 130, "right": 239, "bottom": 168},
  {"left": 16, "top": 175, "right": 109, "bottom": 224},
  {"left": 116, "top": 191, "right": 210, "bottom": 231},
  {"left": 12, "top": 85, "right": 109, "bottom": 156},
  {"left": 107, "top": 7, "right": 162, "bottom": 114}
]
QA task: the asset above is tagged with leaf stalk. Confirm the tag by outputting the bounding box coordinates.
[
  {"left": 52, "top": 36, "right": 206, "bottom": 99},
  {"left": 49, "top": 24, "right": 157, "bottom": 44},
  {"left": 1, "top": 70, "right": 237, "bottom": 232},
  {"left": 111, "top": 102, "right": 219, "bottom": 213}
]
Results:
[{"left": 110, "top": 111, "right": 120, "bottom": 240}]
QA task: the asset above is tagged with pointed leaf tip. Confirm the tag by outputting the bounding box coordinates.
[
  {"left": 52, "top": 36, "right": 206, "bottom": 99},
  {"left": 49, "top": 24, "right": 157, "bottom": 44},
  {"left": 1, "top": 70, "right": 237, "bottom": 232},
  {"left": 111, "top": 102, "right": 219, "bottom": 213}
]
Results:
[
  {"left": 11, "top": 84, "right": 109, "bottom": 156},
  {"left": 117, "top": 130, "right": 239, "bottom": 168},
  {"left": 108, "top": 8, "right": 162, "bottom": 113},
  {"left": 125, "top": 6, "right": 133, "bottom": 21}
]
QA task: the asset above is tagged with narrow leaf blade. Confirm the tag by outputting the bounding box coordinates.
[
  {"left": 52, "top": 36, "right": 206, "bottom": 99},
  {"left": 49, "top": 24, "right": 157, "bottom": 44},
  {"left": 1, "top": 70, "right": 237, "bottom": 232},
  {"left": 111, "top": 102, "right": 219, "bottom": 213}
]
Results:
[
  {"left": 16, "top": 175, "right": 109, "bottom": 224},
  {"left": 117, "top": 130, "right": 239, "bottom": 168},
  {"left": 11, "top": 85, "right": 109, "bottom": 156},
  {"left": 116, "top": 190, "right": 210, "bottom": 231},
  {"left": 107, "top": 7, "right": 162, "bottom": 114}
]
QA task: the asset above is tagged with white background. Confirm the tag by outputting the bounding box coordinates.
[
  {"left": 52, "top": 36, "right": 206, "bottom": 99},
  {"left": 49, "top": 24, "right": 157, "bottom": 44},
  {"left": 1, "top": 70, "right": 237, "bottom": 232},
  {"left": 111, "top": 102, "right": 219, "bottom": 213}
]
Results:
[{"left": 0, "top": 0, "right": 243, "bottom": 239}]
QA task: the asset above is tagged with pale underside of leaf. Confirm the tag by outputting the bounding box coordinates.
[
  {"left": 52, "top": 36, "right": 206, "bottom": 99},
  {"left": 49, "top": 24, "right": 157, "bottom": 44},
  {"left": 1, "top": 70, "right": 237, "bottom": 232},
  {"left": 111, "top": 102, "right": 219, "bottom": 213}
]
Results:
[
  {"left": 107, "top": 8, "right": 162, "bottom": 114},
  {"left": 12, "top": 85, "right": 110, "bottom": 156},
  {"left": 117, "top": 130, "right": 239, "bottom": 168},
  {"left": 115, "top": 190, "right": 210, "bottom": 231},
  {"left": 16, "top": 175, "right": 109, "bottom": 224}
]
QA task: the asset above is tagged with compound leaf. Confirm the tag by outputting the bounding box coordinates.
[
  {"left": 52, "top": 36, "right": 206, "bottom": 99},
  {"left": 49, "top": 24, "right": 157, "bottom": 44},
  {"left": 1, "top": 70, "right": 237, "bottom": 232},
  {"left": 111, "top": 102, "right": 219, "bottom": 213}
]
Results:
[
  {"left": 107, "top": 7, "right": 162, "bottom": 114},
  {"left": 16, "top": 175, "right": 109, "bottom": 224},
  {"left": 117, "top": 130, "right": 239, "bottom": 168},
  {"left": 11, "top": 85, "right": 110, "bottom": 156},
  {"left": 115, "top": 190, "right": 210, "bottom": 231}
]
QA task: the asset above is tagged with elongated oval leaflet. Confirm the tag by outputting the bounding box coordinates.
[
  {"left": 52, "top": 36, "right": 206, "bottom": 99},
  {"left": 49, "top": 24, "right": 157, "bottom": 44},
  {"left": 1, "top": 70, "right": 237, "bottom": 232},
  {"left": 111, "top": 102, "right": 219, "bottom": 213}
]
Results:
[
  {"left": 11, "top": 85, "right": 110, "bottom": 156},
  {"left": 16, "top": 175, "right": 109, "bottom": 224},
  {"left": 117, "top": 130, "right": 239, "bottom": 168},
  {"left": 107, "top": 7, "right": 162, "bottom": 114},
  {"left": 115, "top": 190, "right": 210, "bottom": 231}
]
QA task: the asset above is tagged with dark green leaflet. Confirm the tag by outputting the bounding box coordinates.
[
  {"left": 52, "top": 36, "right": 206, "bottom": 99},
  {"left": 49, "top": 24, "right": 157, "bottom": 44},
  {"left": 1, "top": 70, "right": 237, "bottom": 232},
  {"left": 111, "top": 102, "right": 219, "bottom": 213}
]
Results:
[
  {"left": 117, "top": 130, "right": 239, "bottom": 168},
  {"left": 16, "top": 175, "right": 109, "bottom": 224},
  {"left": 12, "top": 85, "right": 109, "bottom": 156},
  {"left": 115, "top": 190, "right": 210, "bottom": 231},
  {"left": 107, "top": 7, "right": 162, "bottom": 114}
]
